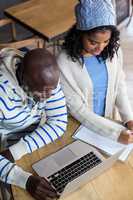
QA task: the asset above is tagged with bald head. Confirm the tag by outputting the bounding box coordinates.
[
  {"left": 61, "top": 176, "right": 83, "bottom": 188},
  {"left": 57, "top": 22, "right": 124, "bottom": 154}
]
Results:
[{"left": 21, "top": 48, "right": 59, "bottom": 100}]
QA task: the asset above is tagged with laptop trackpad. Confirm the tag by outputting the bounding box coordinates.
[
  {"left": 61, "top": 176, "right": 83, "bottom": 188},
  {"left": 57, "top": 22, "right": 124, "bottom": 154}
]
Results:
[{"left": 54, "top": 148, "right": 77, "bottom": 166}]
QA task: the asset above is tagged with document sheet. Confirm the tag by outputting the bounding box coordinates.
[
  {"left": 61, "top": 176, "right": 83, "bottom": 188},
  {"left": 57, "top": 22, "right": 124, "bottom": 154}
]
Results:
[{"left": 73, "top": 126, "right": 133, "bottom": 161}]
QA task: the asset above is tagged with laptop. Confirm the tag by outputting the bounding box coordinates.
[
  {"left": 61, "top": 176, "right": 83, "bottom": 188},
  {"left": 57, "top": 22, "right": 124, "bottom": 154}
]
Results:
[{"left": 32, "top": 140, "right": 123, "bottom": 198}]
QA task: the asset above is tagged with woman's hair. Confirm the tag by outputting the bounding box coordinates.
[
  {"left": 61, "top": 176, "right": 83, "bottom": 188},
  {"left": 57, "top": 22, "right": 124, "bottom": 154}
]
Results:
[{"left": 62, "top": 24, "right": 120, "bottom": 63}]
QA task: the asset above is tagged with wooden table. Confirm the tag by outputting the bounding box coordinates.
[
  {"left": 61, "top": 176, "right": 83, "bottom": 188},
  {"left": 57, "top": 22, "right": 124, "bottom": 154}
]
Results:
[
  {"left": 12, "top": 116, "right": 133, "bottom": 200},
  {"left": 5, "top": 0, "right": 78, "bottom": 41}
]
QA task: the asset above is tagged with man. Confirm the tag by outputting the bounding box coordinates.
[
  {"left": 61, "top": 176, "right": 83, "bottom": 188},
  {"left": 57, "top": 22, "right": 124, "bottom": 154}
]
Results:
[{"left": 0, "top": 48, "right": 67, "bottom": 200}]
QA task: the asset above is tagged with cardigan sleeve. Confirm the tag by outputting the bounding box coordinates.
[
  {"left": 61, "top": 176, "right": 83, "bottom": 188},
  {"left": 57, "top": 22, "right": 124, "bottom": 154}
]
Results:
[
  {"left": 57, "top": 52, "right": 126, "bottom": 141},
  {"left": 114, "top": 49, "right": 133, "bottom": 123}
]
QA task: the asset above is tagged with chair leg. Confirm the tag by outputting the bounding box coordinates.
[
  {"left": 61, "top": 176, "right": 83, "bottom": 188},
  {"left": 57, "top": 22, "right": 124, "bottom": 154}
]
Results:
[
  {"left": 11, "top": 22, "right": 17, "bottom": 41},
  {"left": 52, "top": 39, "right": 63, "bottom": 55},
  {"left": 37, "top": 38, "right": 45, "bottom": 48}
]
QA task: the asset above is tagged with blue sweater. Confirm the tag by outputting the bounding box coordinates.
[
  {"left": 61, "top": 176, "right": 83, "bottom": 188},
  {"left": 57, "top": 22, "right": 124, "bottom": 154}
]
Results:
[{"left": 83, "top": 56, "right": 108, "bottom": 116}]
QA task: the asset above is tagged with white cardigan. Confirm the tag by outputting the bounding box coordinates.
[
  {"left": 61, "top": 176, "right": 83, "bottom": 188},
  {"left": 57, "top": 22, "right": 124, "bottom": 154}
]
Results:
[{"left": 57, "top": 49, "right": 133, "bottom": 140}]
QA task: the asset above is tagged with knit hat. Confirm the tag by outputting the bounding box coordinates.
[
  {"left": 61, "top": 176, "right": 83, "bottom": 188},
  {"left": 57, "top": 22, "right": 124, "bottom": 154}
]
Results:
[{"left": 75, "top": 0, "right": 116, "bottom": 30}]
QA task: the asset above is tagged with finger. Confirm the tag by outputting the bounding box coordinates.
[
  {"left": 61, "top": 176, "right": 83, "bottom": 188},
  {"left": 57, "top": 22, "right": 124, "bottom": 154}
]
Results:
[
  {"left": 128, "top": 126, "right": 133, "bottom": 131},
  {"left": 34, "top": 193, "right": 47, "bottom": 200},
  {"left": 125, "top": 130, "right": 132, "bottom": 135},
  {"left": 123, "top": 134, "right": 133, "bottom": 144},
  {"left": 118, "top": 132, "right": 132, "bottom": 144},
  {"left": 37, "top": 183, "right": 59, "bottom": 197},
  {"left": 128, "top": 135, "right": 133, "bottom": 143},
  {"left": 41, "top": 178, "right": 57, "bottom": 191},
  {"left": 33, "top": 179, "right": 59, "bottom": 198},
  {"left": 36, "top": 188, "right": 59, "bottom": 199},
  {"left": 30, "top": 191, "right": 44, "bottom": 200}
]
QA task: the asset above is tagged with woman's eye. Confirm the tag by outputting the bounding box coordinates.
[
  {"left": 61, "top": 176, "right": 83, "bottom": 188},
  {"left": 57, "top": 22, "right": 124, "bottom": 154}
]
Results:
[
  {"left": 89, "top": 41, "right": 97, "bottom": 45},
  {"left": 104, "top": 40, "right": 109, "bottom": 44}
]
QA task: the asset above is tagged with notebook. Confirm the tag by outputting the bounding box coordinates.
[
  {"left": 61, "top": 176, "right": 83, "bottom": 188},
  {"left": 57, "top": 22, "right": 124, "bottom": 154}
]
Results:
[
  {"left": 32, "top": 140, "right": 123, "bottom": 198},
  {"left": 73, "top": 125, "right": 133, "bottom": 161}
]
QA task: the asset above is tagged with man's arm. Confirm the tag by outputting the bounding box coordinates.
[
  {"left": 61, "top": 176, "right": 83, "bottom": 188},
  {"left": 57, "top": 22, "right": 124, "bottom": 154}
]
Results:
[
  {"left": 0, "top": 151, "right": 59, "bottom": 200},
  {"left": 0, "top": 84, "right": 67, "bottom": 192},
  {"left": 0, "top": 153, "right": 32, "bottom": 188},
  {"left": 0, "top": 84, "right": 66, "bottom": 197},
  {"left": 9, "top": 84, "right": 67, "bottom": 160}
]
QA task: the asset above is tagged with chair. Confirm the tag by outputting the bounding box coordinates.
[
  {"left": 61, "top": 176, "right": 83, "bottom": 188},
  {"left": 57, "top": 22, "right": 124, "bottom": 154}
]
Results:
[
  {"left": 0, "top": 18, "right": 44, "bottom": 50},
  {"left": 0, "top": 18, "right": 65, "bottom": 55},
  {"left": 0, "top": 36, "right": 44, "bottom": 50},
  {"left": 0, "top": 18, "right": 16, "bottom": 41}
]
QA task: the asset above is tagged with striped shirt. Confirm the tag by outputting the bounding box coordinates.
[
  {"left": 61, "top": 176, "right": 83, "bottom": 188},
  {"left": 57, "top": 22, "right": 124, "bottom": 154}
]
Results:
[{"left": 0, "top": 48, "right": 67, "bottom": 189}]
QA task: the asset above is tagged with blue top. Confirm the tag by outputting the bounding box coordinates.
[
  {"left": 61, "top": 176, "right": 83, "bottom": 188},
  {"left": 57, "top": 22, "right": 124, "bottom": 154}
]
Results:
[{"left": 83, "top": 56, "right": 108, "bottom": 116}]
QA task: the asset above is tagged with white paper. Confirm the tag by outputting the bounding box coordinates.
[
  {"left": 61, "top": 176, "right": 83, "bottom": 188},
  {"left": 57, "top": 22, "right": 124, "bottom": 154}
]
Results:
[{"left": 73, "top": 126, "right": 133, "bottom": 161}]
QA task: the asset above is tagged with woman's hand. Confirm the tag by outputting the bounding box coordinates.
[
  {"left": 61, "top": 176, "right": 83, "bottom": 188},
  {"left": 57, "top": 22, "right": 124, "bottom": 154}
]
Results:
[
  {"left": 26, "top": 175, "right": 60, "bottom": 200},
  {"left": 118, "top": 129, "right": 133, "bottom": 144},
  {"left": 126, "top": 120, "right": 133, "bottom": 130}
]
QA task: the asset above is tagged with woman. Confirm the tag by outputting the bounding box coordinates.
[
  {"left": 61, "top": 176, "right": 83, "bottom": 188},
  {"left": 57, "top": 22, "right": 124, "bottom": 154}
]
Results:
[{"left": 57, "top": 0, "right": 133, "bottom": 144}]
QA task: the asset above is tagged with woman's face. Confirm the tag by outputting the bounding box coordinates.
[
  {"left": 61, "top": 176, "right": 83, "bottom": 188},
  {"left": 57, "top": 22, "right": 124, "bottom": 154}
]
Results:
[{"left": 82, "top": 30, "right": 111, "bottom": 56}]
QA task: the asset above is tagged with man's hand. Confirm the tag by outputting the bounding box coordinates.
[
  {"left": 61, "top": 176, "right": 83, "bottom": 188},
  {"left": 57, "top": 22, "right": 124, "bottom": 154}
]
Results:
[
  {"left": 26, "top": 175, "right": 60, "bottom": 200},
  {"left": 126, "top": 120, "right": 133, "bottom": 131},
  {"left": 1, "top": 149, "right": 14, "bottom": 162},
  {"left": 118, "top": 130, "right": 133, "bottom": 144}
]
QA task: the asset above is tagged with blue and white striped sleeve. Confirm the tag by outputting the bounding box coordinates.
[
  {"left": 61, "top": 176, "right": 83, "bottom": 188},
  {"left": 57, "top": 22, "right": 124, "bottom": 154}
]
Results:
[
  {"left": 10, "top": 83, "right": 67, "bottom": 160},
  {"left": 0, "top": 155, "right": 32, "bottom": 188}
]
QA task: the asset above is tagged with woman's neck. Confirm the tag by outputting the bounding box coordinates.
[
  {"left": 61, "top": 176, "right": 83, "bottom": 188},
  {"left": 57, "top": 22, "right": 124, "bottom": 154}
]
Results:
[{"left": 81, "top": 50, "right": 93, "bottom": 57}]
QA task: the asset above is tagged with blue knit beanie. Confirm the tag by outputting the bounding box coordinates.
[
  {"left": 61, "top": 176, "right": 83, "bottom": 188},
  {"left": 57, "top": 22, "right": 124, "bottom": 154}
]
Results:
[{"left": 75, "top": 0, "right": 116, "bottom": 30}]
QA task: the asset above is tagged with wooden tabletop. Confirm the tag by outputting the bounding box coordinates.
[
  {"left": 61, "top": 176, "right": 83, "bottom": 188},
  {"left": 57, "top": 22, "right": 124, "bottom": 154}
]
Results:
[
  {"left": 5, "top": 0, "right": 78, "bottom": 41},
  {"left": 11, "top": 116, "right": 133, "bottom": 200}
]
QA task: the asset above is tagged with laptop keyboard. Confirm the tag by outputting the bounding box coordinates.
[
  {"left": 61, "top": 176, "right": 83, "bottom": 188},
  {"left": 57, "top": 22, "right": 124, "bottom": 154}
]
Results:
[{"left": 47, "top": 151, "right": 102, "bottom": 193}]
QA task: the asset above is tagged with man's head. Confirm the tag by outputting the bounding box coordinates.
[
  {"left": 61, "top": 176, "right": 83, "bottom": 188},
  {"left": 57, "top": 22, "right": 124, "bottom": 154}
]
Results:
[{"left": 21, "top": 48, "right": 59, "bottom": 101}]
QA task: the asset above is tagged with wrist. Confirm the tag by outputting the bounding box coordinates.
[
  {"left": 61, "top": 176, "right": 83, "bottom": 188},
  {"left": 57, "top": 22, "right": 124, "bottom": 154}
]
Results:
[
  {"left": 9, "top": 140, "right": 28, "bottom": 160},
  {"left": 26, "top": 175, "right": 40, "bottom": 193},
  {"left": 125, "top": 120, "right": 133, "bottom": 130},
  {"left": 9, "top": 166, "right": 32, "bottom": 189},
  {"left": 1, "top": 149, "right": 14, "bottom": 162}
]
